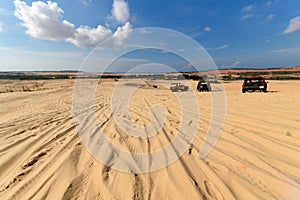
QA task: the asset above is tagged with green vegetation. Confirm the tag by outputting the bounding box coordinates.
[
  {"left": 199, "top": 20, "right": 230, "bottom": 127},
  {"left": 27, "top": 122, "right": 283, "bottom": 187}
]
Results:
[
  {"left": 271, "top": 71, "right": 300, "bottom": 75},
  {"left": 222, "top": 71, "right": 300, "bottom": 80},
  {"left": 237, "top": 72, "right": 269, "bottom": 77},
  {"left": 0, "top": 70, "right": 299, "bottom": 80},
  {"left": 269, "top": 76, "right": 300, "bottom": 80}
]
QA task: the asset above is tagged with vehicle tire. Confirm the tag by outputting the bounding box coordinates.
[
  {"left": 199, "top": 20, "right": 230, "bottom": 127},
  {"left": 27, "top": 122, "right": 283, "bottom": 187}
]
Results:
[
  {"left": 242, "top": 89, "right": 246, "bottom": 93},
  {"left": 263, "top": 88, "right": 267, "bottom": 93}
]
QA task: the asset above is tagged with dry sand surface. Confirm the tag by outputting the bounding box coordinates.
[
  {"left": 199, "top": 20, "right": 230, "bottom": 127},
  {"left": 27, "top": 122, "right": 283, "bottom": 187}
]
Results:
[{"left": 0, "top": 79, "right": 300, "bottom": 200}]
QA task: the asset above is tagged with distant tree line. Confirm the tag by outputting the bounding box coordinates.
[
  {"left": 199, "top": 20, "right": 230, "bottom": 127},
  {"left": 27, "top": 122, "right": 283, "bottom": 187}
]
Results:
[
  {"left": 0, "top": 74, "right": 70, "bottom": 80},
  {"left": 1, "top": 71, "right": 299, "bottom": 80}
]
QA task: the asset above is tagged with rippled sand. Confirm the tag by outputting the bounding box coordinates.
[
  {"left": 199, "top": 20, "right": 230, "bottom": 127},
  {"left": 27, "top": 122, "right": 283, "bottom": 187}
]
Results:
[{"left": 0, "top": 79, "right": 299, "bottom": 200}]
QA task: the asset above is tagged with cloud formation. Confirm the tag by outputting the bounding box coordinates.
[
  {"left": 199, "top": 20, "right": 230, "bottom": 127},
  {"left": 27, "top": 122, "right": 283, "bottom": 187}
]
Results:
[
  {"left": 241, "top": 14, "right": 253, "bottom": 20},
  {"left": 111, "top": 0, "right": 130, "bottom": 24},
  {"left": 220, "top": 61, "right": 240, "bottom": 68},
  {"left": 241, "top": 5, "right": 254, "bottom": 13},
  {"left": 204, "top": 26, "right": 211, "bottom": 32},
  {"left": 232, "top": 61, "right": 240, "bottom": 67},
  {"left": 272, "top": 47, "right": 300, "bottom": 53},
  {"left": 66, "top": 25, "right": 112, "bottom": 48},
  {"left": 265, "top": 1, "right": 276, "bottom": 6},
  {"left": 112, "top": 22, "right": 132, "bottom": 47},
  {"left": 13, "top": 0, "right": 132, "bottom": 48},
  {"left": 14, "top": 0, "right": 75, "bottom": 40},
  {"left": 216, "top": 44, "right": 229, "bottom": 50},
  {"left": 241, "top": 4, "right": 254, "bottom": 21},
  {"left": 283, "top": 16, "right": 300, "bottom": 34},
  {"left": 263, "top": 14, "right": 276, "bottom": 23},
  {"left": 77, "top": 0, "right": 92, "bottom": 6}
]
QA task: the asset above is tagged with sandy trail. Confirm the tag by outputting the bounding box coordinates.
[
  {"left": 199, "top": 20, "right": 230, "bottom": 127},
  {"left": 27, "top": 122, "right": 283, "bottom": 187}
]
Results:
[{"left": 0, "top": 79, "right": 300, "bottom": 200}]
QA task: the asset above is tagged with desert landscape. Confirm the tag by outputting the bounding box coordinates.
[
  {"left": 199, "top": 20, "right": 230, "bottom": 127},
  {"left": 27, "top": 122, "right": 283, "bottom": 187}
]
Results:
[
  {"left": 0, "top": 78, "right": 299, "bottom": 200},
  {"left": 2, "top": 0, "right": 300, "bottom": 199}
]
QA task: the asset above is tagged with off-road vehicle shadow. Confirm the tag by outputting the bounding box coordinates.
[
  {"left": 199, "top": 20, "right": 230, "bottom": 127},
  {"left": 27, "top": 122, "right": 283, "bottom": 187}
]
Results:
[{"left": 266, "top": 90, "right": 280, "bottom": 93}]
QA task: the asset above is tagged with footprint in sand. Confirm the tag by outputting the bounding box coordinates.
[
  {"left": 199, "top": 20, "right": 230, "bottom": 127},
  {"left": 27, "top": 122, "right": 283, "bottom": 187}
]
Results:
[
  {"left": 204, "top": 180, "right": 223, "bottom": 200},
  {"left": 207, "top": 161, "right": 229, "bottom": 172}
]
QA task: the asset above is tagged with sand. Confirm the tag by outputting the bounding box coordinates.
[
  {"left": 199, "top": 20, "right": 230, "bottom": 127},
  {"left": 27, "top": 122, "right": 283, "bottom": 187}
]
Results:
[{"left": 0, "top": 79, "right": 300, "bottom": 200}]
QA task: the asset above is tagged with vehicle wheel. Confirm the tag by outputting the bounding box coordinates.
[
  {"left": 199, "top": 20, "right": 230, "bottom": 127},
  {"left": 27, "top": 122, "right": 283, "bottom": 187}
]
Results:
[
  {"left": 242, "top": 89, "right": 246, "bottom": 93},
  {"left": 263, "top": 89, "right": 267, "bottom": 93}
]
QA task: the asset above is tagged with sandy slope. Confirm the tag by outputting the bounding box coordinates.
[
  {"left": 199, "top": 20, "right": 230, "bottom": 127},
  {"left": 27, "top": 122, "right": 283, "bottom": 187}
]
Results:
[{"left": 0, "top": 79, "right": 300, "bottom": 200}]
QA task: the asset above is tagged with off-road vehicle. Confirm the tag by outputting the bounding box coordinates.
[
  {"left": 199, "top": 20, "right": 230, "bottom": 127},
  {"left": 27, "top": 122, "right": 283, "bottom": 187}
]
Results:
[
  {"left": 170, "top": 83, "right": 189, "bottom": 92},
  {"left": 197, "top": 81, "right": 211, "bottom": 92},
  {"left": 242, "top": 76, "right": 267, "bottom": 93}
]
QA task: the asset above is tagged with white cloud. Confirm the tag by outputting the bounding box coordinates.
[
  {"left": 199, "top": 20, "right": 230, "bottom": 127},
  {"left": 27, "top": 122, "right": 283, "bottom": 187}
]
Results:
[
  {"left": 241, "top": 5, "right": 254, "bottom": 13},
  {"left": 232, "top": 61, "right": 240, "bottom": 67},
  {"left": 112, "top": 22, "right": 132, "bottom": 47},
  {"left": 283, "top": 16, "right": 300, "bottom": 34},
  {"left": 263, "top": 14, "right": 276, "bottom": 23},
  {"left": 0, "top": 21, "right": 5, "bottom": 32},
  {"left": 14, "top": 0, "right": 75, "bottom": 40},
  {"left": 77, "top": 0, "right": 92, "bottom": 6},
  {"left": 241, "top": 14, "right": 253, "bottom": 20},
  {"left": 220, "top": 61, "right": 240, "bottom": 68},
  {"left": 264, "top": 39, "right": 271, "bottom": 44},
  {"left": 185, "top": 63, "right": 193, "bottom": 69},
  {"left": 216, "top": 44, "right": 229, "bottom": 50},
  {"left": 66, "top": 25, "right": 112, "bottom": 48},
  {"left": 111, "top": 0, "right": 130, "bottom": 24},
  {"left": 13, "top": 0, "right": 132, "bottom": 48},
  {"left": 189, "top": 32, "right": 202, "bottom": 38},
  {"left": 272, "top": 47, "right": 300, "bottom": 53},
  {"left": 265, "top": 0, "right": 278, "bottom": 6},
  {"left": 204, "top": 26, "right": 211, "bottom": 32}
]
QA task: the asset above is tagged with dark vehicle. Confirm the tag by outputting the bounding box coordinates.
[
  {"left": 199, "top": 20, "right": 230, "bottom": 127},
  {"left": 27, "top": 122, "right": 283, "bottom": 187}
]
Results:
[
  {"left": 170, "top": 83, "right": 189, "bottom": 92},
  {"left": 197, "top": 81, "right": 211, "bottom": 92},
  {"left": 242, "top": 76, "right": 267, "bottom": 93}
]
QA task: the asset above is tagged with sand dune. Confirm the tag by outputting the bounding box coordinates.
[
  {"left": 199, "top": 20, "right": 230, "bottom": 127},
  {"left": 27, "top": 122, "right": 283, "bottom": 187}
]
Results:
[{"left": 0, "top": 79, "right": 300, "bottom": 199}]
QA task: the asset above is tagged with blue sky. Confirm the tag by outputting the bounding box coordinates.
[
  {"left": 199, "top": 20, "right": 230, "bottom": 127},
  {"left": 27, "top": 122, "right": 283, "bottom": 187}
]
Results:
[{"left": 0, "top": 0, "right": 300, "bottom": 71}]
